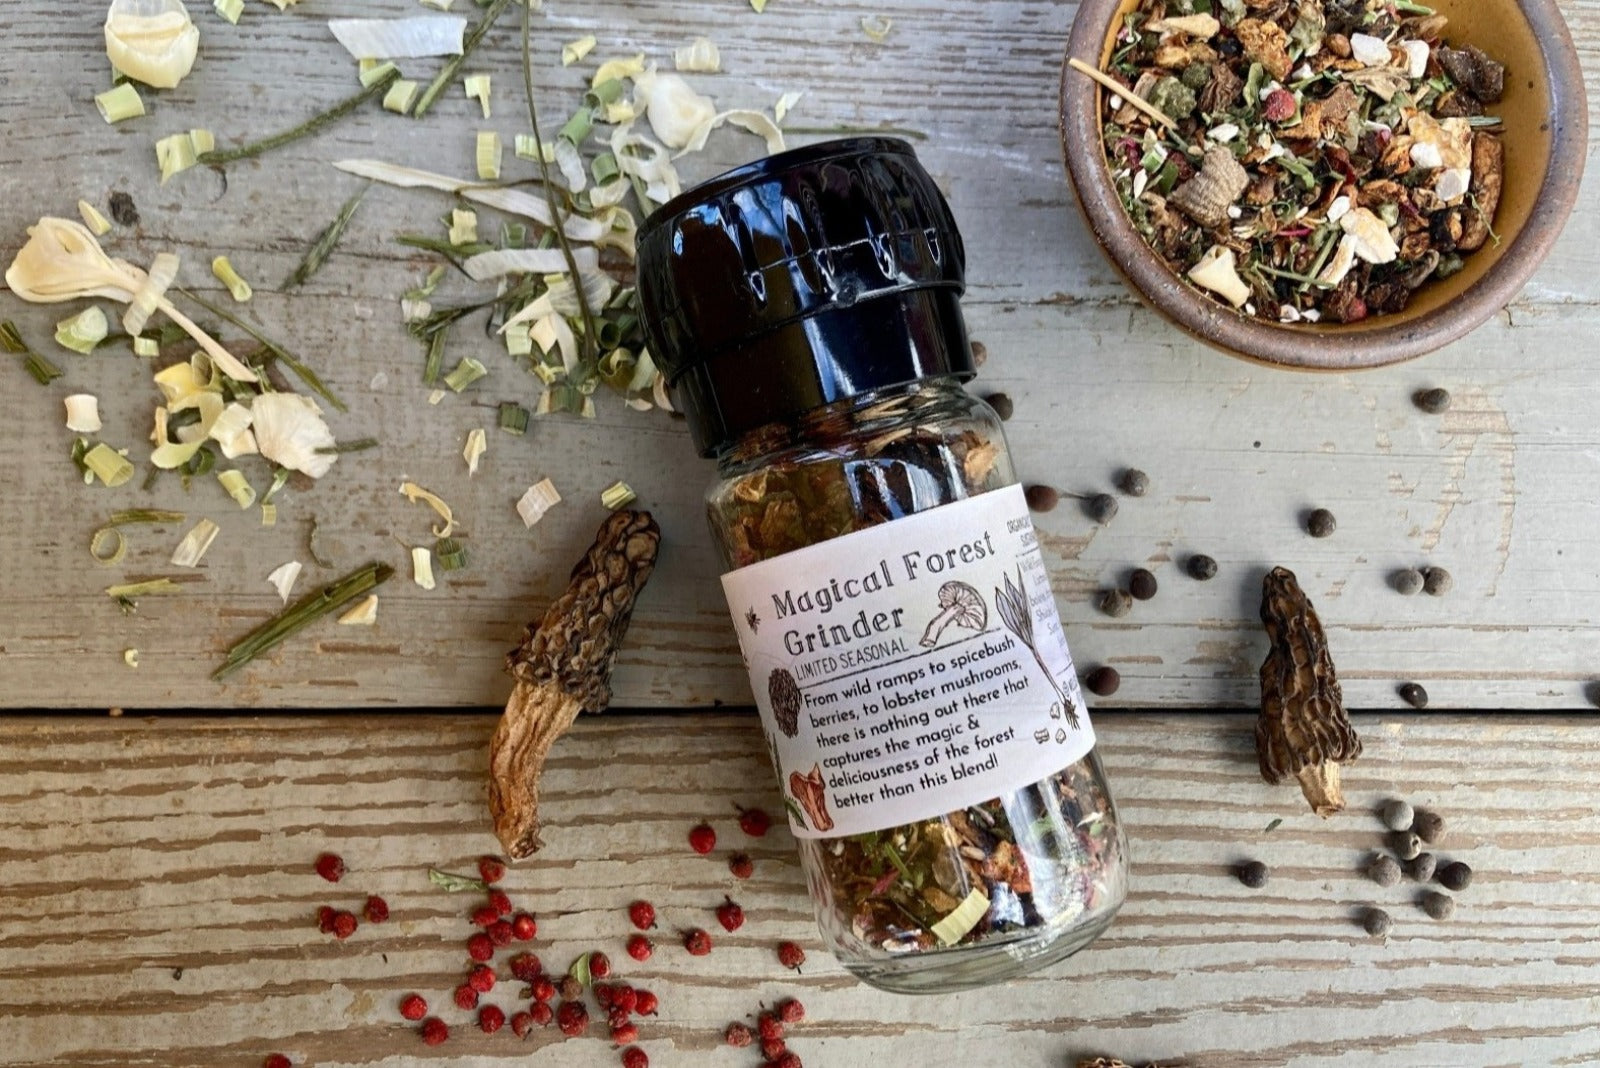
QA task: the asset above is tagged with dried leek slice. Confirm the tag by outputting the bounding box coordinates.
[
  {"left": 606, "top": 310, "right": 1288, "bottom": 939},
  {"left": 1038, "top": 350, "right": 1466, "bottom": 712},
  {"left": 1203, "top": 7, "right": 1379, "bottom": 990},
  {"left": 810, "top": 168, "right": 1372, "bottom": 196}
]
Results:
[
  {"left": 461, "top": 246, "right": 595, "bottom": 282},
  {"left": 475, "top": 130, "right": 502, "bottom": 180},
  {"left": 214, "top": 0, "right": 243, "bottom": 24},
  {"left": 133, "top": 335, "right": 159, "bottom": 357},
  {"left": 171, "top": 517, "right": 220, "bottom": 567},
  {"left": 562, "top": 35, "right": 596, "bottom": 66},
  {"left": 498, "top": 402, "right": 529, "bottom": 436},
  {"left": 774, "top": 90, "right": 803, "bottom": 124},
  {"left": 90, "top": 527, "right": 127, "bottom": 565},
  {"left": 359, "top": 59, "right": 398, "bottom": 87},
  {"left": 65, "top": 394, "right": 103, "bottom": 433},
  {"left": 504, "top": 323, "right": 532, "bottom": 357},
  {"left": 105, "top": 0, "right": 199, "bottom": 89},
  {"left": 399, "top": 481, "right": 455, "bottom": 537},
  {"left": 78, "top": 201, "right": 113, "bottom": 236},
  {"left": 266, "top": 560, "right": 303, "bottom": 603},
  {"left": 464, "top": 73, "right": 490, "bottom": 117},
  {"left": 217, "top": 468, "right": 256, "bottom": 509},
  {"left": 592, "top": 54, "right": 645, "bottom": 87},
  {"left": 516, "top": 478, "right": 561, "bottom": 528},
  {"left": 211, "top": 256, "right": 252, "bottom": 302},
  {"left": 337, "top": 593, "right": 378, "bottom": 625},
  {"left": 674, "top": 37, "right": 721, "bottom": 73},
  {"left": 463, "top": 427, "right": 486, "bottom": 475},
  {"left": 411, "top": 545, "right": 435, "bottom": 590},
  {"left": 123, "top": 251, "right": 179, "bottom": 336},
  {"left": 930, "top": 888, "right": 990, "bottom": 946},
  {"left": 55, "top": 306, "right": 109, "bottom": 354},
  {"left": 155, "top": 131, "right": 198, "bottom": 183},
  {"left": 434, "top": 536, "right": 467, "bottom": 571},
  {"left": 443, "top": 356, "right": 486, "bottom": 392},
  {"left": 107, "top": 577, "right": 181, "bottom": 601},
  {"left": 94, "top": 82, "right": 146, "bottom": 124},
  {"left": 260, "top": 502, "right": 277, "bottom": 526},
  {"left": 328, "top": 16, "right": 467, "bottom": 60},
  {"left": 448, "top": 208, "right": 478, "bottom": 246},
  {"left": 124, "top": 648, "right": 140, "bottom": 668},
  {"left": 600, "top": 480, "right": 636, "bottom": 510},
  {"left": 382, "top": 79, "right": 419, "bottom": 114}
]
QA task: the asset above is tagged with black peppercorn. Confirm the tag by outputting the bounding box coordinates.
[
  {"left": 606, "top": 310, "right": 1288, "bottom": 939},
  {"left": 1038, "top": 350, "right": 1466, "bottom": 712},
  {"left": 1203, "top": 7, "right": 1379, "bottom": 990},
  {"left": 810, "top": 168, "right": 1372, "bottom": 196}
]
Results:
[
  {"left": 1186, "top": 554, "right": 1218, "bottom": 581},
  {"left": 1422, "top": 567, "right": 1453, "bottom": 596},
  {"left": 1398, "top": 682, "right": 1429, "bottom": 709},
  {"left": 1362, "top": 907, "right": 1393, "bottom": 938},
  {"left": 1084, "top": 666, "right": 1121, "bottom": 697},
  {"left": 983, "top": 392, "right": 1014, "bottom": 421},
  {"left": 1236, "top": 860, "right": 1269, "bottom": 888},
  {"left": 1117, "top": 468, "right": 1149, "bottom": 497},
  {"left": 1408, "top": 852, "right": 1437, "bottom": 883},
  {"left": 1128, "top": 568, "right": 1158, "bottom": 601},
  {"left": 1437, "top": 861, "right": 1472, "bottom": 891},
  {"left": 1393, "top": 568, "right": 1425, "bottom": 596},
  {"left": 1306, "top": 508, "right": 1337, "bottom": 538},
  {"left": 1098, "top": 589, "right": 1133, "bottom": 618},
  {"left": 1421, "top": 890, "right": 1455, "bottom": 920},
  {"left": 1412, "top": 809, "right": 1445, "bottom": 844},
  {"left": 1086, "top": 493, "right": 1119, "bottom": 524},
  {"left": 1414, "top": 387, "right": 1452, "bottom": 414},
  {"left": 1024, "top": 484, "right": 1060, "bottom": 513}
]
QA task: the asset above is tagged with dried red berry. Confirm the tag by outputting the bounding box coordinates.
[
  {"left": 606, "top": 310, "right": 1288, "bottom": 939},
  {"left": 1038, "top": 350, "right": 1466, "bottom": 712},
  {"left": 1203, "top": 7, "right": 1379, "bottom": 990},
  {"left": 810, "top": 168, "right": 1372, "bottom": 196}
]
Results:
[
  {"left": 729, "top": 853, "right": 754, "bottom": 879},
  {"left": 622, "top": 1048, "right": 649, "bottom": 1068},
  {"left": 531, "top": 976, "right": 556, "bottom": 1003},
  {"left": 363, "top": 895, "right": 389, "bottom": 924},
  {"left": 737, "top": 806, "right": 771, "bottom": 837},
  {"left": 471, "top": 905, "right": 500, "bottom": 927},
  {"left": 611, "top": 1022, "right": 639, "bottom": 1045},
  {"left": 776, "top": 941, "right": 805, "bottom": 971},
  {"left": 772, "top": 1053, "right": 803, "bottom": 1068},
  {"left": 316, "top": 906, "right": 337, "bottom": 934},
  {"left": 761, "top": 1037, "right": 787, "bottom": 1061},
  {"left": 758, "top": 1013, "right": 784, "bottom": 1041},
  {"left": 331, "top": 911, "right": 358, "bottom": 940},
  {"left": 725, "top": 1022, "right": 753, "bottom": 1047},
  {"left": 420, "top": 1017, "right": 449, "bottom": 1046},
  {"left": 467, "top": 933, "right": 494, "bottom": 962},
  {"left": 611, "top": 986, "right": 637, "bottom": 1014},
  {"left": 627, "top": 934, "right": 654, "bottom": 962},
  {"left": 478, "top": 1004, "right": 506, "bottom": 1034},
  {"left": 716, "top": 896, "right": 745, "bottom": 932},
  {"left": 511, "top": 912, "right": 537, "bottom": 941},
  {"left": 511, "top": 1010, "right": 535, "bottom": 1038},
  {"left": 263, "top": 1056, "right": 291, "bottom": 1068},
  {"left": 777, "top": 998, "right": 805, "bottom": 1024},
  {"left": 557, "top": 1000, "right": 590, "bottom": 1037},
  {"left": 1262, "top": 87, "right": 1296, "bottom": 122},
  {"left": 314, "top": 852, "right": 345, "bottom": 883},
  {"left": 589, "top": 951, "right": 613, "bottom": 979},
  {"left": 633, "top": 989, "right": 658, "bottom": 1016},
  {"left": 595, "top": 983, "right": 616, "bottom": 1010},
  {"left": 628, "top": 900, "right": 657, "bottom": 929},
  {"left": 467, "top": 964, "right": 496, "bottom": 994},
  {"left": 688, "top": 823, "right": 717, "bottom": 854},
  {"left": 454, "top": 984, "right": 479, "bottom": 1011},
  {"left": 488, "top": 888, "right": 513, "bottom": 916},
  {"left": 559, "top": 975, "right": 584, "bottom": 1001},
  {"left": 478, "top": 856, "right": 506, "bottom": 884},
  {"left": 530, "top": 1001, "right": 554, "bottom": 1027},
  {"left": 488, "top": 920, "right": 514, "bottom": 947},
  {"left": 683, "top": 928, "right": 712, "bottom": 955},
  {"left": 509, "top": 952, "right": 542, "bottom": 982},
  {"left": 399, "top": 993, "right": 428, "bottom": 1021},
  {"left": 607, "top": 1005, "right": 630, "bottom": 1030}
]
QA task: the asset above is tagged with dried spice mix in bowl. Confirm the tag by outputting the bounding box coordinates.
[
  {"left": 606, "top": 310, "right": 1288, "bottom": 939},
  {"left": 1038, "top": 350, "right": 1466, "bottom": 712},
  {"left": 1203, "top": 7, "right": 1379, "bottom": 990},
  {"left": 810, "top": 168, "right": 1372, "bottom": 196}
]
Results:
[{"left": 1094, "top": 0, "right": 1506, "bottom": 325}]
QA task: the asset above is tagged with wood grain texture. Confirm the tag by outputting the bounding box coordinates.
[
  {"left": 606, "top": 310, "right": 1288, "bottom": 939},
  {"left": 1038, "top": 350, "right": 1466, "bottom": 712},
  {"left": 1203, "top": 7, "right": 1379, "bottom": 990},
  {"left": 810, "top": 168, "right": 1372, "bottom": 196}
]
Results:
[
  {"left": 2, "top": 2, "right": 1600, "bottom": 709},
  {"left": 0, "top": 711, "right": 1596, "bottom": 1066}
]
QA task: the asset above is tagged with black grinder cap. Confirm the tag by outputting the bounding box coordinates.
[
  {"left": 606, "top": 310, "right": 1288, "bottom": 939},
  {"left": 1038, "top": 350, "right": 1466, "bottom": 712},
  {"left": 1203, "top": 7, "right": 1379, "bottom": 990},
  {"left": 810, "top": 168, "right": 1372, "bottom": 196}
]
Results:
[{"left": 636, "top": 138, "right": 975, "bottom": 457}]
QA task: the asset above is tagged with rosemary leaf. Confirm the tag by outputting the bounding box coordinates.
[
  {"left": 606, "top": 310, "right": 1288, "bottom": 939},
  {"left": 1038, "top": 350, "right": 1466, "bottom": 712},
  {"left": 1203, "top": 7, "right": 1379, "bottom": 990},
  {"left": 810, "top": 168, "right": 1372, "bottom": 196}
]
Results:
[
  {"left": 197, "top": 70, "right": 401, "bottom": 165},
  {"left": 423, "top": 329, "right": 449, "bottom": 386},
  {"left": 212, "top": 561, "right": 394, "bottom": 680},
  {"left": 174, "top": 288, "right": 347, "bottom": 413},
  {"left": 285, "top": 185, "right": 369, "bottom": 290},
  {"left": 315, "top": 437, "right": 379, "bottom": 454},
  {"left": 414, "top": 0, "right": 515, "bottom": 119}
]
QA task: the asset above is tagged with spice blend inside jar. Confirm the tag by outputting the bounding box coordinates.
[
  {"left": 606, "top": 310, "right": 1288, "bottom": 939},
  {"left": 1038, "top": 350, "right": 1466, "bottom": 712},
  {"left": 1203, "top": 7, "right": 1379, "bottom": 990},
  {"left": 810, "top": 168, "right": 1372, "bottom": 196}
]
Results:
[{"left": 638, "top": 139, "right": 1128, "bottom": 993}]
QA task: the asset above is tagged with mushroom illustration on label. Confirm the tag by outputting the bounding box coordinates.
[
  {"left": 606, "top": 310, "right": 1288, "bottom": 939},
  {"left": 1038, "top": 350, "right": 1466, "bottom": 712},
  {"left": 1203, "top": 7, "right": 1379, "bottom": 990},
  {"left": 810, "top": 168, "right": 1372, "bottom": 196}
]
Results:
[
  {"left": 995, "top": 569, "right": 1080, "bottom": 728},
  {"left": 788, "top": 764, "right": 834, "bottom": 832},
  {"left": 920, "top": 580, "right": 988, "bottom": 647},
  {"left": 768, "top": 667, "right": 802, "bottom": 738}
]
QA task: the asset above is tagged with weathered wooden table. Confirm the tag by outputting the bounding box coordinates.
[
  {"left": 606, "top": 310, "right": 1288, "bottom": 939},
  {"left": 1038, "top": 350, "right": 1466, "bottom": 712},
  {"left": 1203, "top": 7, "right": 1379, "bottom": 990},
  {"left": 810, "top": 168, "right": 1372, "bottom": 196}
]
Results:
[{"left": 2, "top": 0, "right": 1598, "bottom": 1064}]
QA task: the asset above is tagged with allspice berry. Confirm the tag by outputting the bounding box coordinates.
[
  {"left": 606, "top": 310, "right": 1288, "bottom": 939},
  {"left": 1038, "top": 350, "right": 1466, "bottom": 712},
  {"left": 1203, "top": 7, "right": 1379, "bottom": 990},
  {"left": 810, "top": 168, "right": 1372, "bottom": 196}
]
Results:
[
  {"left": 1024, "top": 484, "right": 1060, "bottom": 513},
  {"left": 1367, "top": 854, "right": 1402, "bottom": 888},
  {"left": 1398, "top": 682, "right": 1429, "bottom": 709},
  {"left": 1391, "top": 831, "right": 1423, "bottom": 861},
  {"left": 1422, "top": 566, "right": 1454, "bottom": 596},
  {"left": 1408, "top": 852, "right": 1437, "bottom": 883},
  {"left": 1393, "top": 568, "right": 1425, "bottom": 596},
  {"left": 1306, "top": 508, "right": 1337, "bottom": 538},
  {"left": 1117, "top": 468, "right": 1149, "bottom": 497},
  {"left": 1084, "top": 666, "right": 1121, "bottom": 697},
  {"left": 1098, "top": 589, "right": 1133, "bottom": 618},
  {"left": 983, "top": 392, "right": 1014, "bottom": 421},
  {"left": 1413, "top": 809, "right": 1445, "bottom": 844},
  {"left": 1421, "top": 890, "right": 1456, "bottom": 921},
  {"left": 1186, "top": 554, "right": 1218, "bottom": 581},
  {"left": 1087, "top": 493, "right": 1119, "bottom": 524},
  {"left": 1363, "top": 907, "right": 1393, "bottom": 938},
  {"left": 1381, "top": 799, "right": 1414, "bottom": 832},
  {"left": 1128, "top": 568, "right": 1159, "bottom": 601},
  {"left": 970, "top": 340, "right": 989, "bottom": 367},
  {"left": 1414, "top": 387, "right": 1452, "bottom": 414},
  {"left": 1236, "top": 860, "right": 1269, "bottom": 889},
  {"left": 1437, "top": 861, "right": 1473, "bottom": 891}
]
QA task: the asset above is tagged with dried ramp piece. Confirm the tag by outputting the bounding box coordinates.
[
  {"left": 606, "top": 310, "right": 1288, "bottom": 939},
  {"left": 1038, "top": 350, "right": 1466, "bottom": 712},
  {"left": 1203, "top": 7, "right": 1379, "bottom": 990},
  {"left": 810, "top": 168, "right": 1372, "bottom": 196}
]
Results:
[
  {"left": 489, "top": 510, "right": 660, "bottom": 858},
  {"left": 1256, "top": 566, "right": 1362, "bottom": 817}
]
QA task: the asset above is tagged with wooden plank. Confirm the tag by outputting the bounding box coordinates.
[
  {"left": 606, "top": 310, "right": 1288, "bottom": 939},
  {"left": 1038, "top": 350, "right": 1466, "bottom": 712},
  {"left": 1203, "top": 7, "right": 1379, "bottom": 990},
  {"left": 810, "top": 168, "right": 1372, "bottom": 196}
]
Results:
[
  {"left": 1, "top": 2, "right": 1599, "bottom": 709},
  {"left": 0, "top": 711, "right": 1596, "bottom": 1066}
]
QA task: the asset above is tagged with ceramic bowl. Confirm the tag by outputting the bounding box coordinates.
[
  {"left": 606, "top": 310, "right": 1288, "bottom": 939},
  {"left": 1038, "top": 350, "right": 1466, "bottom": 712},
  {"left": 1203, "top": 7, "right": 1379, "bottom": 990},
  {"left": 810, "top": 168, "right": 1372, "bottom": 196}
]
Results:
[{"left": 1058, "top": 0, "right": 1588, "bottom": 370}]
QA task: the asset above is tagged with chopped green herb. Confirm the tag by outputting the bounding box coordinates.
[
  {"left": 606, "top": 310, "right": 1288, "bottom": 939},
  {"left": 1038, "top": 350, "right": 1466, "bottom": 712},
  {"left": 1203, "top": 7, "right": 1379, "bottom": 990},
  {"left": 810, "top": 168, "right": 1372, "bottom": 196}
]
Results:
[
  {"left": 1, "top": 320, "right": 63, "bottom": 385},
  {"left": 428, "top": 868, "right": 488, "bottom": 892},
  {"left": 413, "top": 0, "right": 514, "bottom": 118},
  {"left": 315, "top": 437, "right": 379, "bottom": 454},
  {"left": 212, "top": 561, "right": 394, "bottom": 679},
  {"left": 174, "top": 288, "right": 347, "bottom": 412},
  {"left": 498, "top": 401, "right": 530, "bottom": 435},
  {"left": 284, "top": 185, "right": 369, "bottom": 290},
  {"left": 434, "top": 536, "right": 468, "bottom": 571}
]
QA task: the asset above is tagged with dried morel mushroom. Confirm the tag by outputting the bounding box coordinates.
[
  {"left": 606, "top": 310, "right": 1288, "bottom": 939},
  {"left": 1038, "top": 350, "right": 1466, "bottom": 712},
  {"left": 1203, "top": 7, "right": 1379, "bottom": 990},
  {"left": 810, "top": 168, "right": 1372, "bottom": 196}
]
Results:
[
  {"left": 489, "top": 510, "right": 660, "bottom": 859},
  {"left": 768, "top": 667, "right": 802, "bottom": 738},
  {"left": 1256, "top": 566, "right": 1362, "bottom": 817}
]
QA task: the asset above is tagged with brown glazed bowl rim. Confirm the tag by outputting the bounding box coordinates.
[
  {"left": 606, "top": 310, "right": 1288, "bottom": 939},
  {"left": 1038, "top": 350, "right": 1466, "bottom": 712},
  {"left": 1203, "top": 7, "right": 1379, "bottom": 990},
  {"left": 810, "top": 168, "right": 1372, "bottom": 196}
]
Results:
[{"left": 1058, "top": 0, "right": 1589, "bottom": 371}]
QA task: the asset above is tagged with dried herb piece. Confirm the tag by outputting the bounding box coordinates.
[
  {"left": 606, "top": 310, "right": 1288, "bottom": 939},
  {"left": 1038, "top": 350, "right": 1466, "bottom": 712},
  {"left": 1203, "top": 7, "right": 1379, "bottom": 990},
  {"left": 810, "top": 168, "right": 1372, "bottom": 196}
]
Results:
[
  {"left": 213, "top": 562, "right": 393, "bottom": 679},
  {"left": 1256, "top": 566, "right": 1362, "bottom": 817},
  {"left": 489, "top": 511, "right": 660, "bottom": 859},
  {"left": 198, "top": 69, "right": 400, "bottom": 165},
  {"left": 284, "top": 186, "right": 369, "bottom": 290}
]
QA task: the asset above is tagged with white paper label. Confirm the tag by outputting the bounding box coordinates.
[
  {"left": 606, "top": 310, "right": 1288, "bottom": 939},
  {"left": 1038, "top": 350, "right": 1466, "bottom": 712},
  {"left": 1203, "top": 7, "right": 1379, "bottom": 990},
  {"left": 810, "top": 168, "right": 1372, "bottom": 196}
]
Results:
[{"left": 721, "top": 484, "right": 1093, "bottom": 839}]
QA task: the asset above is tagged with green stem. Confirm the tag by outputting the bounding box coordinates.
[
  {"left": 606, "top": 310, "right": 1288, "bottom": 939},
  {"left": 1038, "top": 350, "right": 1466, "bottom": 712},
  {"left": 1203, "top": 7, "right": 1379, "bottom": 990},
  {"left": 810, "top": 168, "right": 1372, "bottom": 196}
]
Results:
[
  {"left": 173, "top": 288, "right": 347, "bottom": 413},
  {"left": 198, "top": 71, "right": 399, "bottom": 165},
  {"left": 414, "top": 0, "right": 515, "bottom": 118},
  {"left": 285, "top": 185, "right": 370, "bottom": 290},
  {"left": 213, "top": 562, "right": 393, "bottom": 680}
]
